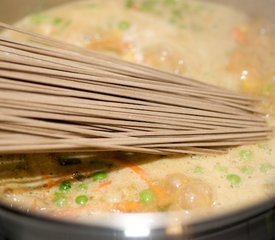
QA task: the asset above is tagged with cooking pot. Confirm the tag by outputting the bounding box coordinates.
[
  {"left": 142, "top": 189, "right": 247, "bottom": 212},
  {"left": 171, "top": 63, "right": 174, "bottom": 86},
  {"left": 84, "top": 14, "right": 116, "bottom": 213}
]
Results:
[{"left": 0, "top": 0, "right": 275, "bottom": 239}]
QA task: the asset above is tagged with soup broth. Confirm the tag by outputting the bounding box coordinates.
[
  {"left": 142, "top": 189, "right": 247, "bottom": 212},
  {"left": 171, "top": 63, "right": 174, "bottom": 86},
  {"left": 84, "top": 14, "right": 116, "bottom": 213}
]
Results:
[{"left": 1, "top": 0, "right": 275, "bottom": 221}]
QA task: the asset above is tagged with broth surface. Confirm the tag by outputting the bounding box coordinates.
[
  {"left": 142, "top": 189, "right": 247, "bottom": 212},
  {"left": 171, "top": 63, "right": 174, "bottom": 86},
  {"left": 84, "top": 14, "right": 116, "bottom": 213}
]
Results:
[{"left": 1, "top": 0, "right": 275, "bottom": 221}]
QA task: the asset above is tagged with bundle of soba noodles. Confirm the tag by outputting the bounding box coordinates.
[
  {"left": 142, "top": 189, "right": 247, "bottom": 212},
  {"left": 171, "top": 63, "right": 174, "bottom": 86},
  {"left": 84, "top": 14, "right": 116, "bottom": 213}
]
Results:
[{"left": 0, "top": 22, "right": 272, "bottom": 155}]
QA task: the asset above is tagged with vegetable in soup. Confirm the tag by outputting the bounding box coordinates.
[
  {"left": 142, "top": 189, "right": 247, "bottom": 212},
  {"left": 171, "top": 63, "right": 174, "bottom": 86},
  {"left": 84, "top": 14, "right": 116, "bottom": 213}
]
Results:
[{"left": 1, "top": 0, "right": 274, "bottom": 221}]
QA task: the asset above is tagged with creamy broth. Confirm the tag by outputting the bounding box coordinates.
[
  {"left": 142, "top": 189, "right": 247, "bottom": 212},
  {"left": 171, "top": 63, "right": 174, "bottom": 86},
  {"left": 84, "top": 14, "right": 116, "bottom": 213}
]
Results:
[{"left": 1, "top": 0, "right": 275, "bottom": 221}]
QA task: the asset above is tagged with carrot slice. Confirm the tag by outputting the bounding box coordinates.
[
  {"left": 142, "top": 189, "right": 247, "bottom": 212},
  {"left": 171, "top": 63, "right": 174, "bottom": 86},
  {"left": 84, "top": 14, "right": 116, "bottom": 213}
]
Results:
[
  {"left": 114, "top": 159, "right": 166, "bottom": 200},
  {"left": 42, "top": 170, "right": 92, "bottom": 189},
  {"left": 42, "top": 175, "right": 69, "bottom": 189},
  {"left": 96, "top": 180, "right": 112, "bottom": 190},
  {"left": 31, "top": 199, "right": 37, "bottom": 211},
  {"left": 88, "top": 36, "right": 131, "bottom": 53},
  {"left": 233, "top": 27, "right": 248, "bottom": 44},
  {"left": 50, "top": 206, "right": 88, "bottom": 218},
  {"left": 111, "top": 201, "right": 141, "bottom": 212}
]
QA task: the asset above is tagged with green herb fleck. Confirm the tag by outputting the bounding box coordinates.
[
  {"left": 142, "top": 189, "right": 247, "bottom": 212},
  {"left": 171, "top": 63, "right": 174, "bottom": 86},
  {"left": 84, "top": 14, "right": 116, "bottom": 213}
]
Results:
[
  {"left": 181, "top": 2, "right": 192, "bottom": 12},
  {"left": 172, "top": 9, "right": 182, "bottom": 19},
  {"left": 226, "top": 174, "right": 241, "bottom": 186},
  {"left": 164, "top": 0, "right": 176, "bottom": 6},
  {"left": 52, "top": 17, "right": 64, "bottom": 25},
  {"left": 53, "top": 192, "right": 67, "bottom": 207},
  {"left": 262, "top": 84, "right": 273, "bottom": 96},
  {"left": 75, "top": 195, "right": 89, "bottom": 205},
  {"left": 239, "top": 149, "right": 253, "bottom": 161},
  {"left": 179, "top": 24, "right": 187, "bottom": 30},
  {"left": 91, "top": 171, "right": 108, "bottom": 182},
  {"left": 30, "top": 14, "right": 48, "bottom": 25},
  {"left": 240, "top": 165, "right": 254, "bottom": 175},
  {"left": 139, "top": 189, "right": 155, "bottom": 204},
  {"left": 260, "top": 163, "right": 274, "bottom": 173},
  {"left": 193, "top": 165, "right": 204, "bottom": 174},
  {"left": 258, "top": 143, "right": 268, "bottom": 149},
  {"left": 87, "top": 3, "right": 98, "bottom": 8},
  {"left": 215, "top": 164, "right": 228, "bottom": 172},
  {"left": 59, "top": 181, "right": 72, "bottom": 192},
  {"left": 125, "top": 0, "right": 134, "bottom": 8},
  {"left": 193, "top": 4, "right": 205, "bottom": 13},
  {"left": 258, "top": 144, "right": 272, "bottom": 154},
  {"left": 52, "top": 18, "right": 71, "bottom": 31},
  {"left": 118, "top": 20, "right": 131, "bottom": 30},
  {"left": 78, "top": 183, "right": 88, "bottom": 191},
  {"left": 141, "top": 0, "right": 156, "bottom": 12}
]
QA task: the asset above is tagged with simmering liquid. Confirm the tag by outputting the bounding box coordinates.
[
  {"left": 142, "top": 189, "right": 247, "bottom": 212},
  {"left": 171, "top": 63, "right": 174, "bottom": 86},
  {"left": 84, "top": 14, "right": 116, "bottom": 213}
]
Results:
[{"left": 1, "top": 0, "right": 274, "bottom": 222}]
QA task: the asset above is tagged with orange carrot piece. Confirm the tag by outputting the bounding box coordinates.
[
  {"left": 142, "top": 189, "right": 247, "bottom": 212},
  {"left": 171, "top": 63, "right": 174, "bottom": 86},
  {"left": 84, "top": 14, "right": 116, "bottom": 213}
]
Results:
[
  {"left": 42, "top": 175, "right": 56, "bottom": 188},
  {"left": 31, "top": 199, "right": 37, "bottom": 211},
  {"left": 233, "top": 27, "right": 248, "bottom": 44},
  {"left": 111, "top": 201, "right": 141, "bottom": 212},
  {"left": 88, "top": 37, "right": 131, "bottom": 53},
  {"left": 53, "top": 176, "right": 69, "bottom": 187},
  {"left": 96, "top": 180, "right": 112, "bottom": 190},
  {"left": 42, "top": 175, "right": 69, "bottom": 189},
  {"left": 114, "top": 159, "right": 166, "bottom": 199},
  {"left": 42, "top": 170, "right": 93, "bottom": 189},
  {"left": 50, "top": 206, "right": 87, "bottom": 218}
]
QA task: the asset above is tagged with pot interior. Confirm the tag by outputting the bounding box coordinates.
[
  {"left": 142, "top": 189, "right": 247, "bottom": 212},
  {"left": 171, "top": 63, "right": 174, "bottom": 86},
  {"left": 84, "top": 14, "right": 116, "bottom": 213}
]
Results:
[{"left": 0, "top": 0, "right": 274, "bottom": 238}]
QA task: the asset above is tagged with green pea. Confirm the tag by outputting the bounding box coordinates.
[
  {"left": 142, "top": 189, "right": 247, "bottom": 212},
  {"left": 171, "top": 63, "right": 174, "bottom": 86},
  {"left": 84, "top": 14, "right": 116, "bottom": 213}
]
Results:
[
  {"left": 226, "top": 174, "right": 241, "bottom": 186},
  {"left": 53, "top": 192, "right": 67, "bottom": 207},
  {"left": 260, "top": 163, "right": 274, "bottom": 173},
  {"left": 91, "top": 171, "right": 108, "bottom": 182},
  {"left": 118, "top": 20, "right": 131, "bottom": 30},
  {"left": 59, "top": 181, "right": 72, "bottom": 192},
  {"left": 75, "top": 195, "right": 89, "bottom": 205},
  {"left": 139, "top": 189, "right": 155, "bottom": 204},
  {"left": 239, "top": 149, "right": 253, "bottom": 161},
  {"left": 240, "top": 165, "right": 254, "bottom": 175},
  {"left": 193, "top": 165, "right": 204, "bottom": 174}
]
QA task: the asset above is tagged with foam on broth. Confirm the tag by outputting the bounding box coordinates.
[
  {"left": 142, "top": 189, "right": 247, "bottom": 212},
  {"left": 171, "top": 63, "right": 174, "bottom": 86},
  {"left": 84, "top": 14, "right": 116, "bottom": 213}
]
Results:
[{"left": 1, "top": 0, "right": 274, "bottom": 221}]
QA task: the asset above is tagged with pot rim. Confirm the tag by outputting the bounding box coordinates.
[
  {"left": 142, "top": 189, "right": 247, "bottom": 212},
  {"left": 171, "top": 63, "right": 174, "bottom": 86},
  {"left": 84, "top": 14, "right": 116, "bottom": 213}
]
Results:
[{"left": 0, "top": 195, "right": 274, "bottom": 237}]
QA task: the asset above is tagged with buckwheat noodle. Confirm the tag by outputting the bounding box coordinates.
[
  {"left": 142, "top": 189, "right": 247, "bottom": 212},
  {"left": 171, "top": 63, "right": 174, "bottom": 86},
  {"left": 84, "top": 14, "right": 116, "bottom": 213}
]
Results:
[{"left": 0, "top": 22, "right": 272, "bottom": 155}]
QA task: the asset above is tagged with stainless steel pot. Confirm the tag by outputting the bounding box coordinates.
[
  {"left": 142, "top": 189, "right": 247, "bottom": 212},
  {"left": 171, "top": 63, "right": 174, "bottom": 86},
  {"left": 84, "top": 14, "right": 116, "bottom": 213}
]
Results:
[{"left": 0, "top": 0, "right": 275, "bottom": 239}]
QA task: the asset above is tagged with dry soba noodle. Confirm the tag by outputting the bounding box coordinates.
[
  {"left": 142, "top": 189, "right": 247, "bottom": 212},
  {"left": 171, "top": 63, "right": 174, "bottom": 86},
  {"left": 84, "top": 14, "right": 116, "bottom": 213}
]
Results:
[{"left": 0, "top": 0, "right": 274, "bottom": 222}]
